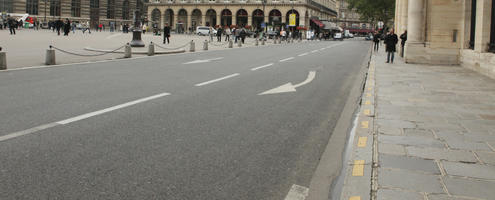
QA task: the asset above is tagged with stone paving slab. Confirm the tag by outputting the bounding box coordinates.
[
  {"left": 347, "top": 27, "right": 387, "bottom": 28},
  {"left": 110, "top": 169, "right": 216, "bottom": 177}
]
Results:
[{"left": 371, "top": 50, "right": 495, "bottom": 200}]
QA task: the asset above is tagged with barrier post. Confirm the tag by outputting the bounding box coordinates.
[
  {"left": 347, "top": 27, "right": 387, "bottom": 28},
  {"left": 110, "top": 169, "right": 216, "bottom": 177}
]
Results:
[
  {"left": 203, "top": 40, "right": 208, "bottom": 50},
  {"left": 124, "top": 43, "right": 132, "bottom": 58},
  {"left": 45, "top": 46, "right": 56, "bottom": 65},
  {"left": 228, "top": 40, "right": 233, "bottom": 48},
  {"left": 148, "top": 42, "right": 155, "bottom": 56},
  {"left": 190, "top": 40, "right": 195, "bottom": 52},
  {"left": 0, "top": 47, "right": 6, "bottom": 70}
]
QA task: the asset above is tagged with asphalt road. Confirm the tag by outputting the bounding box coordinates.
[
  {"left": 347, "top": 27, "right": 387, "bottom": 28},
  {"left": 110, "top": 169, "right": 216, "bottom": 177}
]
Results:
[{"left": 0, "top": 40, "right": 370, "bottom": 200}]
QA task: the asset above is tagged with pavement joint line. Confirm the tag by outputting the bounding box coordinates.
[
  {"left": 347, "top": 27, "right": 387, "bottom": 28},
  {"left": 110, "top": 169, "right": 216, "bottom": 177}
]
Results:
[
  {"left": 352, "top": 160, "right": 365, "bottom": 176},
  {"left": 250, "top": 63, "right": 274, "bottom": 71},
  {"left": 357, "top": 137, "right": 368, "bottom": 147},
  {"left": 0, "top": 92, "right": 171, "bottom": 142},
  {"left": 279, "top": 57, "right": 295, "bottom": 62},
  {"left": 284, "top": 184, "right": 309, "bottom": 200},
  {"left": 194, "top": 73, "right": 240, "bottom": 86}
]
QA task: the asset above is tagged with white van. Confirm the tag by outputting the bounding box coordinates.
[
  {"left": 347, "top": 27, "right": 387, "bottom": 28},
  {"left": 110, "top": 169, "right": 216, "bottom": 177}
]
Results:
[{"left": 196, "top": 26, "right": 216, "bottom": 36}]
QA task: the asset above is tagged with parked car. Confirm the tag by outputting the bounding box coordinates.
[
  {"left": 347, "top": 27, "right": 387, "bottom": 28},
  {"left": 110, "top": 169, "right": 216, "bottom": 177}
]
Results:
[
  {"left": 333, "top": 32, "right": 343, "bottom": 41},
  {"left": 365, "top": 35, "right": 373, "bottom": 41},
  {"left": 196, "top": 26, "right": 216, "bottom": 36},
  {"left": 266, "top": 30, "right": 278, "bottom": 39}
]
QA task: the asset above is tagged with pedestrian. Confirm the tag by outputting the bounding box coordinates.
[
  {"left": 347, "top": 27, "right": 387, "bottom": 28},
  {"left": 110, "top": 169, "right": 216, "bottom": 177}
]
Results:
[
  {"left": 7, "top": 16, "right": 16, "bottom": 35},
  {"left": 98, "top": 23, "right": 103, "bottom": 32},
  {"left": 216, "top": 26, "right": 222, "bottom": 42},
  {"left": 209, "top": 26, "right": 214, "bottom": 42},
  {"left": 63, "top": 19, "right": 71, "bottom": 36},
  {"left": 373, "top": 31, "right": 381, "bottom": 51},
  {"left": 55, "top": 18, "right": 63, "bottom": 35},
  {"left": 400, "top": 30, "right": 407, "bottom": 57},
  {"left": 384, "top": 28, "right": 398, "bottom": 63},
  {"left": 225, "top": 26, "right": 231, "bottom": 41},
  {"left": 163, "top": 23, "right": 171, "bottom": 44},
  {"left": 240, "top": 28, "right": 246, "bottom": 44},
  {"left": 71, "top": 22, "right": 76, "bottom": 34},
  {"left": 142, "top": 24, "right": 147, "bottom": 34},
  {"left": 235, "top": 27, "right": 240, "bottom": 43}
]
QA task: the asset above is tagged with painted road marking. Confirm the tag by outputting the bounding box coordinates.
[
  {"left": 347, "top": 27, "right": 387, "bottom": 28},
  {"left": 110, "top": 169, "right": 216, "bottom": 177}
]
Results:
[
  {"left": 251, "top": 63, "right": 274, "bottom": 71},
  {"left": 361, "top": 121, "right": 369, "bottom": 129},
  {"left": 320, "top": 48, "right": 325, "bottom": 50},
  {"left": 364, "top": 109, "right": 370, "bottom": 115},
  {"left": 58, "top": 93, "right": 170, "bottom": 125},
  {"left": 298, "top": 53, "right": 309, "bottom": 57},
  {"left": 284, "top": 184, "right": 309, "bottom": 200},
  {"left": 368, "top": 87, "right": 372, "bottom": 91},
  {"left": 195, "top": 73, "right": 240, "bottom": 86},
  {"left": 0, "top": 92, "right": 171, "bottom": 142},
  {"left": 365, "top": 100, "right": 371, "bottom": 105},
  {"left": 357, "top": 137, "right": 368, "bottom": 147},
  {"left": 349, "top": 196, "right": 361, "bottom": 200},
  {"left": 280, "top": 57, "right": 295, "bottom": 62},
  {"left": 352, "top": 160, "right": 365, "bottom": 176},
  {"left": 366, "top": 93, "right": 371, "bottom": 97},
  {"left": 311, "top": 50, "right": 318, "bottom": 53}
]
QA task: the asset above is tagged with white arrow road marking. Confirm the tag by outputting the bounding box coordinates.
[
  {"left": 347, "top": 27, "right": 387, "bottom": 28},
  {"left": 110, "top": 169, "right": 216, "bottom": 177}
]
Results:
[
  {"left": 0, "top": 92, "right": 171, "bottom": 142},
  {"left": 298, "top": 53, "right": 309, "bottom": 57},
  {"left": 195, "top": 73, "right": 240, "bottom": 86},
  {"left": 284, "top": 184, "right": 309, "bottom": 200},
  {"left": 279, "top": 57, "right": 295, "bottom": 62},
  {"left": 183, "top": 57, "right": 224, "bottom": 64},
  {"left": 251, "top": 63, "right": 274, "bottom": 71},
  {"left": 259, "top": 71, "right": 316, "bottom": 95}
]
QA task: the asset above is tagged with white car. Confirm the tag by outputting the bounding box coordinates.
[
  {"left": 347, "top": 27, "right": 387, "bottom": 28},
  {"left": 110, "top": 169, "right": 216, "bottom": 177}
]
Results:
[
  {"left": 333, "top": 33, "right": 343, "bottom": 41},
  {"left": 196, "top": 26, "right": 217, "bottom": 36}
]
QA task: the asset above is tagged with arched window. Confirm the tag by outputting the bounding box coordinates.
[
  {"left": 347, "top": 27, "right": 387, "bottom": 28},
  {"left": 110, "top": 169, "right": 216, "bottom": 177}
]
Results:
[
  {"left": 26, "top": 0, "right": 39, "bottom": 15},
  {"left": 50, "top": 0, "right": 61, "bottom": 16},
  {"left": 489, "top": 0, "right": 495, "bottom": 52},
  {"left": 107, "top": 0, "right": 115, "bottom": 19},
  {"left": 122, "top": 0, "right": 130, "bottom": 20},
  {"left": 71, "top": 0, "right": 81, "bottom": 17}
]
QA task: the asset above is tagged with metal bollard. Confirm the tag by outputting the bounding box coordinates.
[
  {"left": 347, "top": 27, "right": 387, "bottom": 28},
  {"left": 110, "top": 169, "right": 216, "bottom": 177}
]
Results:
[
  {"left": 148, "top": 42, "right": 155, "bottom": 56},
  {"left": 299, "top": 37, "right": 302, "bottom": 42},
  {"left": 124, "top": 44, "right": 132, "bottom": 58},
  {"left": 203, "top": 40, "right": 208, "bottom": 51},
  {"left": 190, "top": 40, "right": 195, "bottom": 52},
  {"left": 255, "top": 39, "right": 259, "bottom": 46},
  {"left": 228, "top": 40, "right": 233, "bottom": 48},
  {"left": 261, "top": 39, "right": 265, "bottom": 45},
  {"left": 0, "top": 47, "right": 6, "bottom": 70},
  {"left": 237, "top": 40, "right": 242, "bottom": 47},
  {"left": 45, "top": 46, "right": 56, "bottom": 65}
]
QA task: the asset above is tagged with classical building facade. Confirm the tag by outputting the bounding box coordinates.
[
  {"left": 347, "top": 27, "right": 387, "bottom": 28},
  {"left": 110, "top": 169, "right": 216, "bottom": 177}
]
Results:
[
  {"left": 335, "top": 0, "right": 372, "bottom": 34},
  {"left": 145, "top": 0, "right": 337, "bottom": 32},
  {"left": 0, "top": 0, "right": 146, "bottom": 28},
  {"left": 395, "top": 0, "right": 495, "bottom": 78}
]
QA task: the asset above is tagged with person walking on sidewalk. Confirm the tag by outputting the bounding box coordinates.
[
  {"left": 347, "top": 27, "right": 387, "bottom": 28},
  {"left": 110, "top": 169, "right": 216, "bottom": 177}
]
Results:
[
  {"left": 384, "top": 28, "right": 398, "bottom": 63},
  {"left": 400, "top": 30, "right": 407, "bottom": 57},
  {"left": 373, "top": 31, "right": 381, "bottom": 51},
  {"left": 216, "top": 26, "right": 223, "bottom": 42},
  {"left": 209, "top": 26, "right": 214, "bottom": 42},
  {"left": 163, "top": 23, "right": 171, "bottom": 44},
  {"left": 55, "top": 18, "right": 63, "bottom": 36},
  {"left": 7, "top": 16, "right": 16, "bottom": 35},
  {"left": 225, "top": 27, "right": 231, "bottom": 41}
]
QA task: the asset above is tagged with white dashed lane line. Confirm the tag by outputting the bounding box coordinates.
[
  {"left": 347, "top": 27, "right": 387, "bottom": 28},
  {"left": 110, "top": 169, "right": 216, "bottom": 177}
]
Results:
[
  {"left": 279, "top": 57, "right": 295, "bottom": 62},
  {"left": 194, "top": 73, "right": 240, "bottom": 86},
  {"left": 251, "top": 63, "right": 274, "bottom": 71}
]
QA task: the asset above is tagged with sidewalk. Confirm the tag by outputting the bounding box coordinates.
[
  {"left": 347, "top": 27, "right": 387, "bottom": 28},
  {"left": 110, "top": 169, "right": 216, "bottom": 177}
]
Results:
[
  {"left": 340, "top": 50, "right": 495, "bottom": 200},
  {"left": 374, "top": 51, "right": 495, "bottom": 199}
]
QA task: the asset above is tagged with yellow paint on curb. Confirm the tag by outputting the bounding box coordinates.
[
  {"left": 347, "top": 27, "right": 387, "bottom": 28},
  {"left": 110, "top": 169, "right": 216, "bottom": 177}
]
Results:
[
  {"left": 364, "top": 109, "right": 370, "bottom": 115},
  {"left": 368, "top": 87, "right": 372, "bottom": 91},
  {"left": 365, "top": 100, "right": 371, "bottom": 105},
  {"left": 361, "top": 121, "right": 369, "bottom": 129},
  {"left": 366, "top": 93, "right": 371, "bottom": 97},
  {"left": 352, "top": 160, "right": 365, "bottom": 176},
  {"left": 349, "top": 197, "right": 361, "bottom": 200},
  {"left": 357, "top": 137, "right": 368, "bottom": 147}
]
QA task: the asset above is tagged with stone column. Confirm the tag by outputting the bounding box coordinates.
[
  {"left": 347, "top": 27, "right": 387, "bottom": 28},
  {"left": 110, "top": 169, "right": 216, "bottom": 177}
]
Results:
[
  {"left": 247, "top": 16, "right": 252, "bottom": 27},
  {"left": 202, "top": 14, "right": 206, "bottom": 26},
  {"left": 404, "top": 0, "right": 426, "bottom": 63},
  {"left": 406, "top": 0, "right": 424, "bottom": 43},
  {"left": 217, "top": 14, "right": 221, "bottom": 27},
  {"left": 187, "top": 14, "right": 192, "bottom": 32},
  {"left": 173, "top": 14, "right": 178, "bottom": 31},
  {"left": 474, "top": 0, "right": 493, "bottom": 52},
  {"left": 400, "top": 0, "right": 408, "bottom": 34}
]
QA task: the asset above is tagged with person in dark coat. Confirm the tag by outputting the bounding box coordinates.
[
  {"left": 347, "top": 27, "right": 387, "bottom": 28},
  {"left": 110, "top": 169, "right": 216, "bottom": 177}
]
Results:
[
  {"left": 55, "top": 18, "right": 63, "bottom": 35},
  {"left": 216, "top": 27, "right": 223, "bottom": 42},
  {"left": 7, "top": 16, "right": 16, "bottom": 35},
  {"left": 384, "top": 28, "right": 399, "bottom": 63},
  {"left": 400, "top": 30, "right": 407, "bottom": 57},
  {"left": 163, "top": 23, "right": 171, "bottom": 44},
  {"left": 63, "top": 19, "right": 71, "bottom": 36},
  {"left": 373, "top": 31, "right": 381, "bottom": 51}
]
